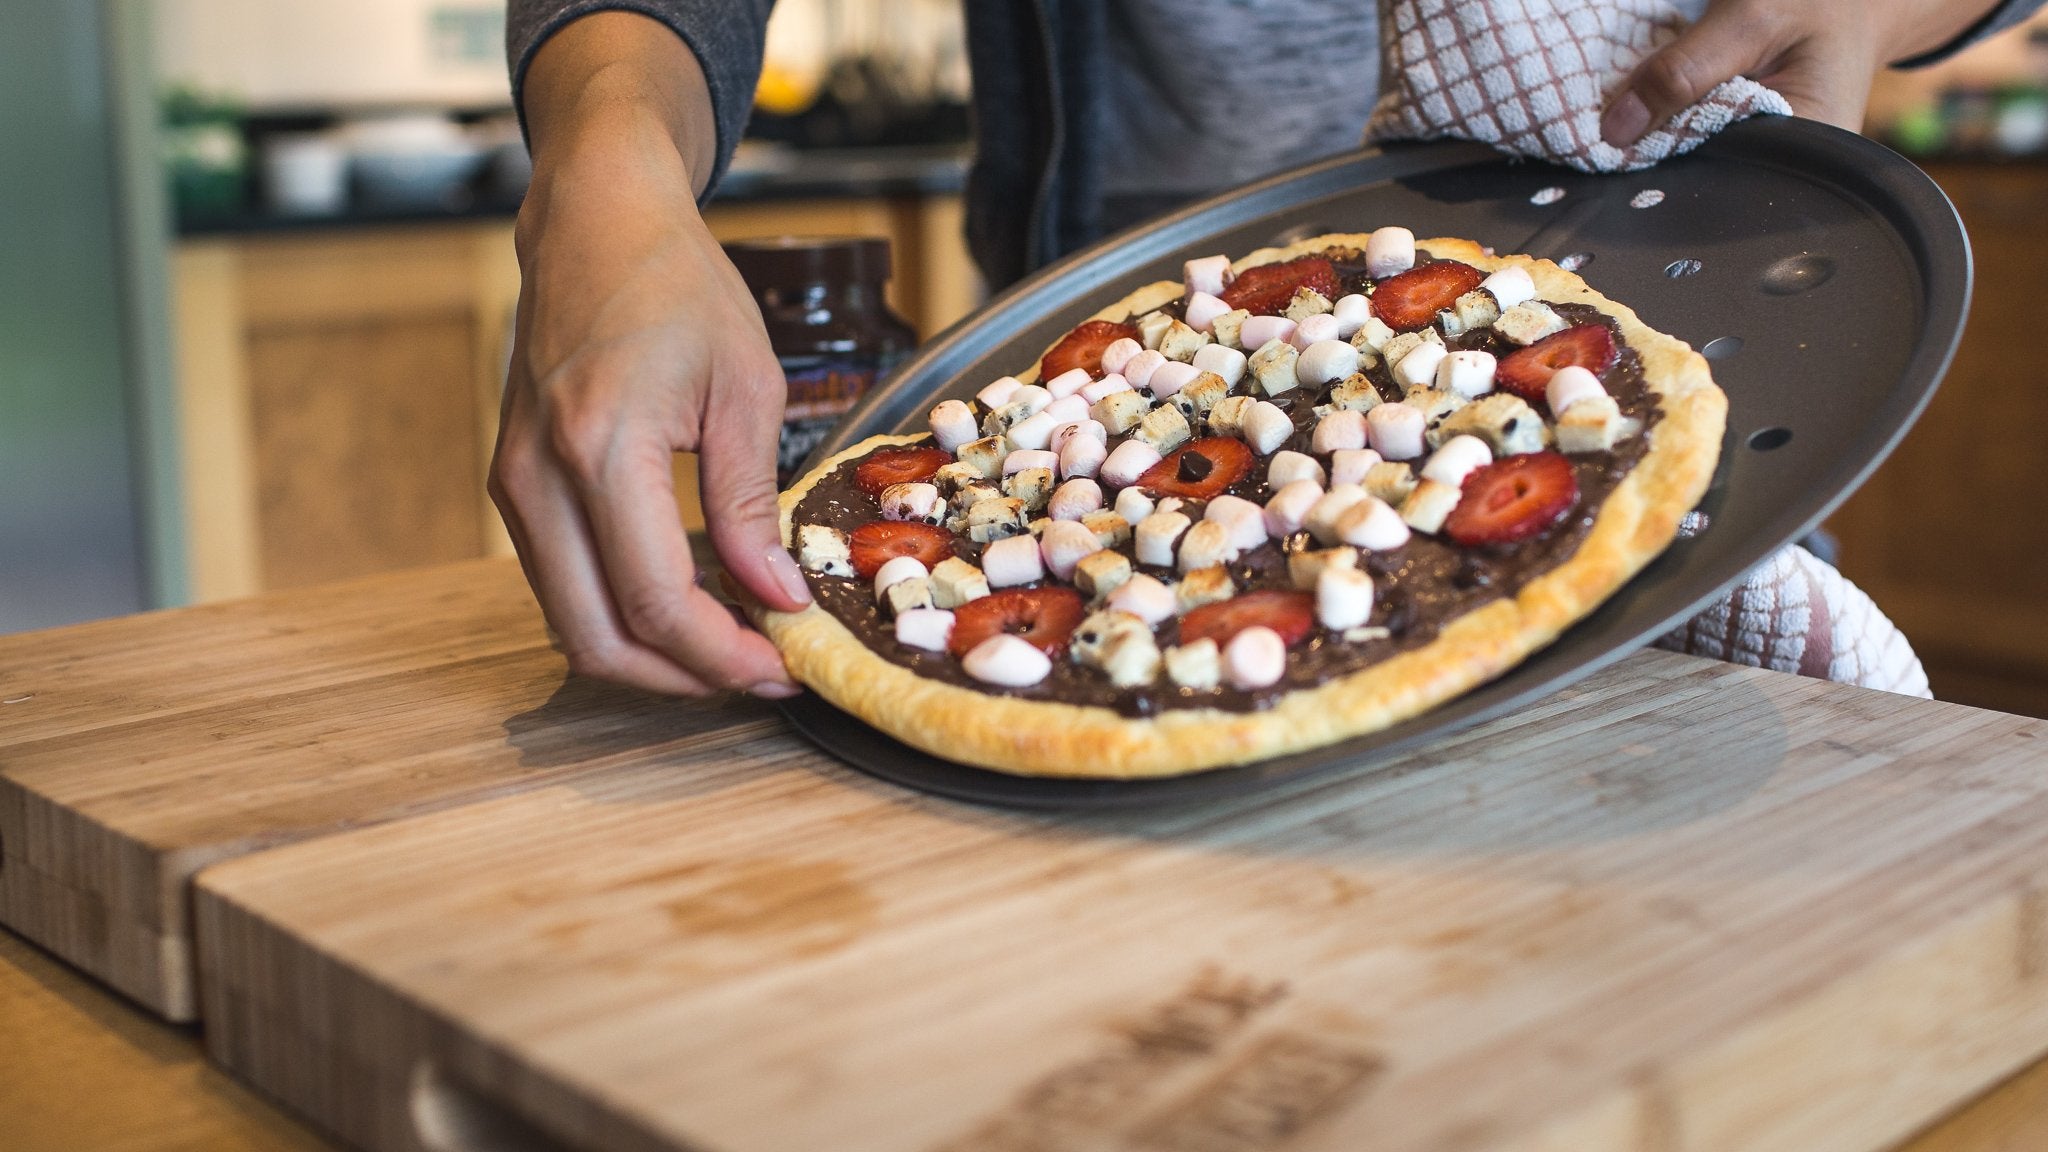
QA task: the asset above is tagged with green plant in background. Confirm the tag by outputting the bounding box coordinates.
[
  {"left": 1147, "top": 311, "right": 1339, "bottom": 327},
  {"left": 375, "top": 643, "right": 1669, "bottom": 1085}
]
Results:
[{"left": 160, "top": 84, "right": 245, "bottom": 218}]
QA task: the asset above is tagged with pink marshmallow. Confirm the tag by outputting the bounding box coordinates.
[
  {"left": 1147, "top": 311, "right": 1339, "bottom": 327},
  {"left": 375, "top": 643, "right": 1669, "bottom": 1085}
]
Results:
[
  {"left": 1081, "top": 374, "right": 1133, "bottom": 403},
  {"left": 1366, "top": 403, "right": 1426, "bottom": 461},
  {"left": 1059, "top": 433, "right": 1108, "bottom": 480},
  {"left": 1039, "top": 519, "right": 1102, "bottom": 581},
  {"left": 1099, "top": 337, "right": 1143, "bottom": 376},
  {"left": 1106, "top": 573, "right": 1176, "bottom": 625},
  {"left": 1147, "top": 361, "right": 1202, "bottom": 399},
  {"left": 1121, "top": 349, "right": 1168, "bottom": 389},
  {"left": 1546, "top": 365, "right": 1607, "bottom": 415},
  {"left": 1223, "top": 626, "right": 1286, "bottom": 689},
  {"left": 1044, "top": 368, "right": 1093, "bottom": 399},
  {"left": 1328, "top": 448, "right": 1382, "bottom": 488},
  {"left": 1041, "top": 394, "right": 1091, "bottom": 427},
  {"left": 1051, "top": 419, "right": 1108, "bottom": 453},
  {"left": 1048, "top": 477, "right": 1104, "bottom": 521},
  {"left": 1290, "top": 313, "right": 1341, "bottom": 350},
  {"left": 1185, "top": 291, "right": 1232, "bottom": 333},
  {"left": 1100, "top": 440, "right": 1163, "bottom": 488},
  {"left": 1184, "top": 255, "right": 1235, "bottom": 297},
  {"left": 1003, "top": 448, "right": 1061, "bottom": 476},
  {"left": 1238, "top": 315, "right": 1297, "bottom": 350},
  {"left": 962, "top": 634, "right": 1051, "bottom": 686},
  {"left": 1312, "top": 410, "right": 1369, "bottom": 454},
  {"left": 982, "top": 535, "right": 1045, "bottom": 588}
]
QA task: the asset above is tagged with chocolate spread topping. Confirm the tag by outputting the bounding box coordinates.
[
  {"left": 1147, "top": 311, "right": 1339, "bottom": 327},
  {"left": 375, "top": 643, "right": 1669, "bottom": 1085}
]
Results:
[{"left": 791, "top": 251, "right": 1662, "bottom": 716}]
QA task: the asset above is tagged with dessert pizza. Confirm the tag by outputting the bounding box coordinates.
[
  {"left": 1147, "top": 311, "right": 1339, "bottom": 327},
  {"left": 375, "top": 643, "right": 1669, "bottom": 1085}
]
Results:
[{"left": 759, "top": 230, "right": 1726, "bottom": 778}]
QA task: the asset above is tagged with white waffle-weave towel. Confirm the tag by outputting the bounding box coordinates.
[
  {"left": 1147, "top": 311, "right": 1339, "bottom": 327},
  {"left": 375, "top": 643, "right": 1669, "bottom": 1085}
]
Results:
[
  {"left": 1366, "top": 0, "right": 1795, "bottom": 173},
  {"left": 1657, "top": 545, "right": 1932, "bottom": 697}
]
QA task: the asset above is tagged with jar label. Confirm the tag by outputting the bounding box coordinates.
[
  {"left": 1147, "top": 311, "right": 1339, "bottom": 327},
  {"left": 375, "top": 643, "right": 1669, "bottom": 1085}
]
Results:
[{"left": 777, "top": 353, "right": 903, "bottom": 485}]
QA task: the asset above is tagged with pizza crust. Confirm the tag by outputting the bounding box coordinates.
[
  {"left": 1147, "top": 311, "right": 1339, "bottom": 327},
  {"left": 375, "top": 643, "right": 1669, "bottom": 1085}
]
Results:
[{"left": 756, "top": 235, "right": 1726, "bottom": 778}]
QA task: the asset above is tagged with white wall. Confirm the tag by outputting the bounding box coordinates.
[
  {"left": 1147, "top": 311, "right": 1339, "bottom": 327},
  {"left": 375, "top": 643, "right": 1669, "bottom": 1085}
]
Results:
[{"left": 154, "top": 0, "right": 511, "bottom": 108}]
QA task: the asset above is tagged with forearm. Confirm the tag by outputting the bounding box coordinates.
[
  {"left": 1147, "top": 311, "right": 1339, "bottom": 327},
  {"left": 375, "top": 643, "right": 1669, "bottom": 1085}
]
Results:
[{"left": 522, "top": 12, "right": 716, "bottom": 198}]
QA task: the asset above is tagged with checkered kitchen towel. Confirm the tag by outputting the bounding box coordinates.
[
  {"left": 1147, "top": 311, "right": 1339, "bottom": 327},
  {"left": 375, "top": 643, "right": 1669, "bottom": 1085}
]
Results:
[{"left": 1366, "top": 0, "right": 1795, "bottom": 173}]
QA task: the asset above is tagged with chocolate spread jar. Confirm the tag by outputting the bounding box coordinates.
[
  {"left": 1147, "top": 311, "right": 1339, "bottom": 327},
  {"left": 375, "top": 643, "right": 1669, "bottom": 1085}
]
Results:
[{"left": 724, "top": 236, "right": 918, "bottom": 487}]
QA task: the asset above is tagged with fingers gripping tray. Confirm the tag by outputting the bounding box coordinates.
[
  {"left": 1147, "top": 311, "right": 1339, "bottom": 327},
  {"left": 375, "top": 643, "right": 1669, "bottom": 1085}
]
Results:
[{"left": 781, "top": 119, "right": 1971, "bottom": 808}]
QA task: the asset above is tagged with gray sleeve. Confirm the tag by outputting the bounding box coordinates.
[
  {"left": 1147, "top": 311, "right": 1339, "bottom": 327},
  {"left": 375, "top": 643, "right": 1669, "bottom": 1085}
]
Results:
[
  {"left": 1896, "top": 0, "right": 2044, "bottom": 68},
  {"left": 506, "top": 0, "right": 775, "bottom": 197}
]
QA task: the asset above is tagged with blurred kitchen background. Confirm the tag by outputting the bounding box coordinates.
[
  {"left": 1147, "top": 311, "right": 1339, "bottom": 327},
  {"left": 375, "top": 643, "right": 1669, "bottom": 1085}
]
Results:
[{"left": 2, "top": 3, "right": 2046, "bottom": 716}]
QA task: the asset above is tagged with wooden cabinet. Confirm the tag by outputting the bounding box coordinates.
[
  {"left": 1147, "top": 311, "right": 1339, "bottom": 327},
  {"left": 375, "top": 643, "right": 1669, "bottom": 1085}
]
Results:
[{"left": 171, "top": 196, "right": 980, "bottom": 602}]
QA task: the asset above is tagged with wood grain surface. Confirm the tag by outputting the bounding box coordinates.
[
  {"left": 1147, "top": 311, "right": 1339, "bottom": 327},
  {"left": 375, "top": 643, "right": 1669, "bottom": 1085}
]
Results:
[{"left": 192, "top": 650, "right": 2048, "bottom": 1152}]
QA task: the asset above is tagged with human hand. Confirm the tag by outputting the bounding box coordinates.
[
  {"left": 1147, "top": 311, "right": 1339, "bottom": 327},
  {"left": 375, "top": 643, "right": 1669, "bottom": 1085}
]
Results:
[
  {"left": 1602, "top": 0, "right": 2006, "bottom": 145},
  {"left": 492, "top": 13, "right": 809, "bottom": 697}
]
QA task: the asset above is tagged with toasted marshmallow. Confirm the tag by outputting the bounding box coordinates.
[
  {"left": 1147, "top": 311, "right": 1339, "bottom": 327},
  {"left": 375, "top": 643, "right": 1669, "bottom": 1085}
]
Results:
[
  {"left": 1003, "top": 448, "right": 1060, "bottom": 476},
  {"left": 1048, "top": 477, "right": 1105, "bottom": 521},
  {"left": 1238, "top": 315, "right": 1297, "bottom": 351},
  {"left": 1051, "top": 419, "right": 1108, "bottom": 454},
  {"left": 1106, "top": 572, "right": 1176, "bottom": 625},
  {"left": 1331, "top": 293, "right": 1372, "bottom": 338},
  {"left": 1366, "top": 403, "right": 1427, "bottom": 460},
  {"left": 1205, "top": 494, "right": 1269, "bottom": 552},
  {"left": 1184, "top": 254, "right": 1234, "bottom": 297},
  {"left": 1481, "top": 265, "right": 1538, "bottom": 311},
  {"left": 1366, "top": 227, "right": 1417, "bottom": 278},
  {"left": 1192, "top": 342, "right": 1248, "bottom": 388},
  {"left": 1328, "top": 447, "right": 1382, "bottom": 488},
  {"left": 873, "top": 556, "right": 929, "bottom": 599},
  {"left": 1317, "top": 567, "right": 1375, "bottom": 631},
  {"left": 1393, "top": 342, "right": 1450, "bottom": 391},
  {"left": 982, "top": 535, "right": 1045, "bottom": 588},
  {"left": 1147, "top": 360, "right": 1202, "bottom": 399},
  {"left": 1224, "top": 626, "right": 1287, "bottom": 689},
  {"left": 797, "top": 524, "right": 855, "bottom": 577},
  {"left": 977, "top": 376, "right": 1023, "bottom": 409},
  {"left": 1546, "top": 364, "right": 1607, "bottom": 415},
  {"left": 1437, "top": 350, "right": 1498, "bottom": 399},
  {"left": 894, "top": 607, "right": 955, "bottom": 652},
  {"left": 1266, "top": 449, "right": 1325, "bottom": 489},
  {"left": 1135, "top": 510, "right": 1192, "bottom": 567},
  {"left": 929, "top": 399, "right": 978, "bottom": 453},
  {"left": 1101, "top": 440, "right": 1164, "bottom": 488},
  {"left": 1045, "top": 368, "right": 1093, "bottom": 400},
  {"left": 962, "top": 634, "right": 1052, "bottom": 687},
  {"left": 1184, "top": 291, "right": 1232, "bottom": 333},
  {"left": 880, "top": 482, "right": 944, "bottom": 524},
  {"left": 1296, "top": 339, "right": 1361, "bottom": 387},
  {"left": 1312, "top": 409, "right": 1369, "bottom": 454},
  {"left": 1290, "top": 313, "right": 1341, "bottom": 351},
  {"left": 1263, "top": 479, "right": 1325, "bottom": 537},
  {"left": 1304, "top": 484, "right": 1369, "bottom": 545},
  {"left": 1244, "top": 400, "right": 1296, "bottom": 455},
  {"left": 1176, "top": 520, "right": 1238, "bottom": 572},
  {"left": 1070, "top": 610, "right": 1162, "bottom": 687},
  {"left": 1120, "top": 348, "right": 1168, "bottom": 390},
  {"left": 1081, "top": 374, "right": 1134, "bottom": 404},
  {"left": 1421, "top": 434, "right": 1493, "bottom": 488},
  {"left": 1038, "top": 519, "right": 1102, "bottom": 581},
  {"left": 1114, "top": 486, "right": 1156, "bottom": 524},
  {"left": 1058, "top": 433, "right": 1107, "bottom": 480},
  {"left": 1005, "top": 410, "right": 1059, "bottom": 452},
  {"left": 1099, "top": 337, "right": 1143, "bottom": 377},
  {"left": 1335, "top": 495, "right": 1411, "bottom": 551},
  {"left": 1399, "top": 478, "right": 1462, "bottom": 534}
]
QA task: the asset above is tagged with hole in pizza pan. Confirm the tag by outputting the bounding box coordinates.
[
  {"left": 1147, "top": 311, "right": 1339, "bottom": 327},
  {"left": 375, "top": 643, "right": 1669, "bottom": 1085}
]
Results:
[
  {"left": 1266, "top": 222, "right": 1335, "bottom": 248},
  {"left": 1556, "top": 252, "right": 1594, "bottom": 272},
  {"left": 1761, "top": 253, "right": 1835, "bottom": 295},
  {"left": 1748, "top": 427, "right": 1793, "bottom": 451},
  {"left": 1665, "top": 259, "right": 1704, "bottom": 278},
  {"left": 1701, "top": 336, "right": 1744, "bottom": 360}
]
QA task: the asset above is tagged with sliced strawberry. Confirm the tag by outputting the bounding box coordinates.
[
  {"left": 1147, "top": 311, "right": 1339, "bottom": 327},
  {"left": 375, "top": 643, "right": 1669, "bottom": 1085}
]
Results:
[
  {"left": 1444, "top": 452, "right": 1579, "bottom": 547},
  {"left": 1219, "top": 256, "right": 1342, "bottom": 316},
  {"left": 1179, "top": 590, "right": 1316, "bottom": 650},
  {"left": 1495, "top": 324, "right": 1619, "bottom": 403},
  {"left": 849, "top": 520, "right": 955, "bottom": 580},
  {"left": 948, "top": 587, "right": 1088, "bottom": 659},
  {"left": 1041, "top": 319, "right": 1140, "bottom": 381},
  {"left": 1370, "top": 261, "right": 1485, "bottom": 331},
  {"left": 1136, "top": 437, "right": 1257, "bottom": 501},
  {"left": 854, "top": 446, "right": 954, "bottom": 497}
]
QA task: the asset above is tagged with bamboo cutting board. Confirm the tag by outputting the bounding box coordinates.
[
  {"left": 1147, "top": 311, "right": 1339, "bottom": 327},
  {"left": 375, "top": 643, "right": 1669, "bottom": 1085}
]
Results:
[
  {"left": 0, "top": 558, "right": 770, "bottom": 1020},
  {"left": 196, "top": 652, "right": 2048, "bottom": 1152}
]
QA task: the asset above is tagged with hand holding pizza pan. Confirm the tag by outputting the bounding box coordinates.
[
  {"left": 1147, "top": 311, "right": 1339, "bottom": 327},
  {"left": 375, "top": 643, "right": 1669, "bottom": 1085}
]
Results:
[{"left": 777, "top": 118, "right": 1970, "bottom": 809}]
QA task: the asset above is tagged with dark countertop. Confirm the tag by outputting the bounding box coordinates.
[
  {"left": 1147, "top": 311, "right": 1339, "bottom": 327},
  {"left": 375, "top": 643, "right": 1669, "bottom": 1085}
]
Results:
[{"left": 175, "top": 142, "right": 972, "bottom": 239}]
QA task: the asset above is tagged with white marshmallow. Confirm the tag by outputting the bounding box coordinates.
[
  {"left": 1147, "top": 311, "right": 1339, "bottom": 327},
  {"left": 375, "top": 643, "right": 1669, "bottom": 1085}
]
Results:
[
  {"left": 929, "top": 399, "right": 979, "bottom": 453},
  {"left": 1048, "top": 477, "right": 1105, "bottom": 521},
  {"left": 1366, "top": 403, "right": 1427, "bottom": 460},
  {"left": 1205, "top": 494, "right": 1269, "bottom": 552},
  {"left": 1421, "top": 434, "right": 1494, "bottom": 488},
  {"left": 1304, "top": 484, "right": 1369, "bottom": 545},
  {"left": 1134, "top": 510, "right": 1192, "bottom": 567},
  {"left": 1099, "top": 337, "right": 1143, "bottom": 377},
  {"left": 1176, "top": 520, "right": 1238, "bottom": 573},
  {"left": 1080, "top": 374, "right": 1134, "bottom": 403},
  {"left": 1051, "top": 419, "right": 1108, "bottom": 454},
  {"left": 1335, "top": 496, "right": 1412, "bottom": 551},
  {"left": 1045, "top": 368, "right": 1093, "bottom": 400},
  {"left": 1481, "top": 265, "right": 1538, "bottom": 311},
  {"left": 1244, "top": 400, "right": 1295, "bottom": 456},
  {"left": 1328, "top": 447, "right": 1382, "bottom": 488},
  {"left": 880, "top": 482, "right": 943, "bottom": 523},
  {"left": 1003, "top": 448, "right": 1061, "bottom": 476},
  {"left": 1223, "top": 626, "right": 1287, "bottom": 689},
  {"left": 1316, "top": 567, "right": 1375, "bottom": 631},
  {"left": 1184, "top": 291, "right": 1232, "bottom": 333},
  {"left": 1100, "top": 440, "right": 1164, "bottom": 488},
  {"left": 1546, "top": 364, "right": 1607, "bottom": 415},
  {"left": 1120, "top": 349, "right": 1168, "bottom": 390},
  {"left": 1437, "top": 350, "right": 1498, "bottom": 399},
  {"left": 1238, "top": 315, "right": 1297, "bottom": 350},
  {"left": 1290, "top": 313, "right": 1341, "bottom": 350},
  {"left": 1312, "top": 409, "right": 1369, "bottom": 454},
  {"left": 1296, "top": 339, "right": 1361, "bottom": 387},
  {"left": 894, "top": 607, "right": 955, "bottom": 652},
  {"left": 1266, "top": 450, "right": 1324, "bottom": 489},
  {"left": 873, "top": 556, "right": 930, "bottom": 599},
  {"left": 1106, "top": 573, "right": 1177, "bottom": 626},
  {"left": 977, "top": 376, "right": 1023, "bottom": 409},
  {"left": 1393, "top": 342, "right": 1450, "bottom": 391},
  {"left": 1042, "top": 394, "right": 1091, "bottom": 428},
  {"left": 1005, "top": 411, "right": 1060, "bottom": 451},
  {"left": 981, "top": 534, "right": 1045, "bottom": 587},
  {"left": 1263, "top": 479, "right": 1324, "bottom": 537},
  {"left": 1191, "top": 342, "right": 1248, "bottom": 387},
  {"left": 1039, "top": 519, "right": 1102, "bottom": 581},
  {"left": 1331, "top": 293, "right": 1372, "bottom": 338},
  {"left": 962, "top": 634, "right": 1052, "bottom": 687},
  {"left": 1366, "top": 227, "right": 1417, "bottom": 278},
  {"left": 1147, "top": 360, "right": 1202, "bottom": 399},
  {"left": 1008, "top": 385, "right": 1052, "bottom": 415},
  {"left": 1114, "top": 486, "right": 1156, "bottom": 524},
  {"left": 1058, "top": 433, "right": 1107, "bottom": 480},
  {"left": 1184, "top": 254, "right": 1234, "bottom": 297},
  {"left": 1155, "top": 496, "right": 1186, "bottom": 517}
]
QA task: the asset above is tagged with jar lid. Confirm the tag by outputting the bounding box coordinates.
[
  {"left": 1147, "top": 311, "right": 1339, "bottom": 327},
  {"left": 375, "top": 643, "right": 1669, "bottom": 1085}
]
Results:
[{"left": 724, "top": 235, "right": 892, "bottom": 287}]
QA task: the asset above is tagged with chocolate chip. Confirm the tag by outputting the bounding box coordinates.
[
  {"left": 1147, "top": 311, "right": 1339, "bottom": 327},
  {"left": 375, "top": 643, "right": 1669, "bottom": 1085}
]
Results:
[
  {"left": 1177, "top": 450, "right": 1214, "bottom": 483},
  {"left": 1453, "top": 557, "right": 1493, "bottom": 590},
  {"left": 1382, "top": 595, "right": 1415, "bottom": 636}
]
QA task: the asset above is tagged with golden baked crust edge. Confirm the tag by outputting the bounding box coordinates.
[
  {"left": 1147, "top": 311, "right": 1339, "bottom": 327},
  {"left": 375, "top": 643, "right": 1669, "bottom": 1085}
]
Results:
[{"left": 756, "top": 235, "right": 1726, "bottom": 778}]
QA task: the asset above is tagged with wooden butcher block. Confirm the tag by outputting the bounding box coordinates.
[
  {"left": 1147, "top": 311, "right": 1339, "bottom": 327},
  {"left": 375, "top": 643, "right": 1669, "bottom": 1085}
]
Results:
[
  {"left": 196, "top": 651, "right": 2048, "bottom": 1152},
  {"left": 0, "top": 557, "right": 770, "bottom": 1020}
]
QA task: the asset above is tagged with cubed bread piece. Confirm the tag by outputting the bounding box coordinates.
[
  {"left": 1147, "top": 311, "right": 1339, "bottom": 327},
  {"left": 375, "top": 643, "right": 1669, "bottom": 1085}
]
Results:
[
  {"left": 883, "top": 576, "right": 935, "bottom": 617},
  {"left": 930, "top": 557, "right": 990, "bottom": 608},
  {"left": 1080, "top": 509, "right": 1133, "bottom": 549},
  {"left": 1398, "top": 479, "right": 1462, "bottom": 535},
  {"left": 1283, "top": 287, "right": 1333, "bottom": 321},
  {"left": 932, "top": 460, "right": 984, "bottom": 494},
  {"left": 1380, "top": 328, "right": 1445, "bottom": 377},
  {"left": 1440, "top": 289, "right": 1502, "bottom": 337},
  {"left": 1073, "top": 549, "right": 1132, "bottom": 599},
  {"left": 1003, "top": 467, "right": 1056, "bottom": 512},
  {"left": 1133, "top": 404, "right": 1193, "bottom": 455},
  {"left": 1348, "top": 315, "right": 1396, "bottom": 358},
  {"left": 965, "top": 497, "right": 1031, "bottom": 543},
  {"left": 1328, "top": 373, "right": 1384, "bottom": 413},
  {"left": 1163, "top": 639, "right": 1222, "bottom": 690},
  {"left": 1136, "top": 310, "right": 1174, "bottom": 350},
  {"left": 1208, "top": 394, "right": 1256, "bottom": 438},
  {"left": 1158, "top": 318, "right": 1212, "bottom": 363},
  {"left": 1175, "top": 565, "right": 1236, "bottom": 614},
  {"left": 1363, "top": 461, "right": 1418, "bottom": 506},
  {"left": 1091, "top": 389, "right": 1151, "bottom": 435},
  {"left": 1494, "top": 301, "right": 1569, "bottom": 346},
  {"left": 1404, "top": 388, "right": 1469, "bottom": 445},
  {"left": 1435, "top": 393, "right": 1547, "bottom": 456},
  {"left": 1171, "top": 371, "right": 1232, "bottom": 424},
  {"left": 1249, "top": 339, "right": 1300, "bottom": 397},
  {"left": 1288, "top": 546, "right": 1359, "bottom": 592},
  {"left": 796, "top": 524, "right": 855, "bottom": 577},
  {"left": 1554, "top": 394, "right": 1641, "bottom": 453},
  {"left": 1211, "top": 308, "right": 1251, "bottom": 350},
  {"left": 956, "top": 435, "right": 1008, "bottom": 479},
  {"left": 1070, "top": 610, "right": 1162, "bottom": 687}
]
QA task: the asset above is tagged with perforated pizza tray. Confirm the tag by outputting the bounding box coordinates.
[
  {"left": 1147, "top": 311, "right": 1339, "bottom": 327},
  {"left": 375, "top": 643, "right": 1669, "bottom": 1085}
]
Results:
[{"left": 778, "top": 118, "right": 1971, "bottom": 808}]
